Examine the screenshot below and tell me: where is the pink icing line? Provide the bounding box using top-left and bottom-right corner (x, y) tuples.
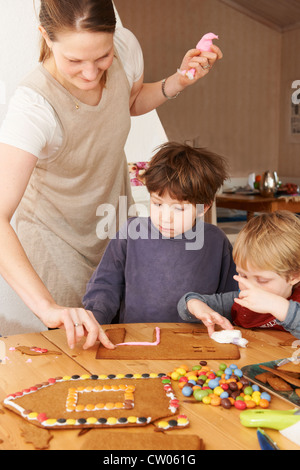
(116, 327), (161, 347)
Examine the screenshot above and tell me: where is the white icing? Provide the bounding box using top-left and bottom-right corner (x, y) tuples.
(211, 329), (248, 348)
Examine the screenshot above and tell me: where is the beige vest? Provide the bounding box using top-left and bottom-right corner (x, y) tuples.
(16, 53), (133, 307)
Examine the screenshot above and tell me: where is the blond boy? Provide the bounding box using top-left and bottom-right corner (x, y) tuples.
(178, 211), (300, 338)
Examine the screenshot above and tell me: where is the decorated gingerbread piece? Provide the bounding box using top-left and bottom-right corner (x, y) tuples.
(3, 372), (187, 430)
(15, 346), (62, 356)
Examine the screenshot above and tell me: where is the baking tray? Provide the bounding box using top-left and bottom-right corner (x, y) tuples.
(241, 359), (300, 408)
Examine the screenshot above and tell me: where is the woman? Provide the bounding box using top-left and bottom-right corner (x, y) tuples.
(0, 0), (222, 350)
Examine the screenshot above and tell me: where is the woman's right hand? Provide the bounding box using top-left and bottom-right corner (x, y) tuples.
(39, 303), (116, 351)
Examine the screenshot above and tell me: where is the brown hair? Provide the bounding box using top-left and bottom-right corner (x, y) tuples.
(233, 211), (300, 280)
(37, 0), (116, 62)
(144, 142), (229, 205)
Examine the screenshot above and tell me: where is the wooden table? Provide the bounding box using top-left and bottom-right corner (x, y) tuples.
(0, 323), (299, 451)
(216, 193), (300, 220)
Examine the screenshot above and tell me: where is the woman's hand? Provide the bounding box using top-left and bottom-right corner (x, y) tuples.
(177, 44), (223, 87)
(187, 298), (233, 337)
(129, 45), (223, 116)
(39, 303), (116, 350)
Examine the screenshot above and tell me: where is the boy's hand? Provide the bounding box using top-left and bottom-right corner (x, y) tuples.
(187, 298), (233, 336)
(233, 275), (289, 322)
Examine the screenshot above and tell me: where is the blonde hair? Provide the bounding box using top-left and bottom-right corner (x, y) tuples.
(233, 211), (300, 280)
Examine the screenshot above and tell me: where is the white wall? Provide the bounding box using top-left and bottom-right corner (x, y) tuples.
(0, 1), (167, 335)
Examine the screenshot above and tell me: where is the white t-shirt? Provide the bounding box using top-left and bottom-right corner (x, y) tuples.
(0, 27), (144, 159)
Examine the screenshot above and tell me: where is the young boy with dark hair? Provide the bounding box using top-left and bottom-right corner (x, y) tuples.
(83, 142), (237, 325)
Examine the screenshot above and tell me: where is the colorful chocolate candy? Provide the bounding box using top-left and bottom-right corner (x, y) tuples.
(169, 362), (271, 410)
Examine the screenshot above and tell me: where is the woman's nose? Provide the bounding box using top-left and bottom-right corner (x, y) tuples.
(81, 63), (99, 80)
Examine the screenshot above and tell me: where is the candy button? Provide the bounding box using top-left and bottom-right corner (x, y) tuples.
(97, 418), (107, 424)
(243, 386), (253, 395)
(118, 417), (128, 424)
(202, 395), (211, 405)
(259, 399), (270, 408)
(87, 417), (98, 424)
(187, 375), (198, 382)
(158, 420), (169, 428)
(45, 419), (57, 426)
(221, 398), (232, 409)
(260, 392), (271, 402)
(208, 379), (219, 389)
(37, 413), (48, 423)
(85, 404), (95, 411)
(176, 368), (187, 376)
(171, 372), (180, 380)
(66, 419), (76, 425)
(75, 405), (85, 412)
(77, 418), (86, 425)
(193, 389), (209, 401)
(57, 418), (66, 424)
(127, 416), (137, 423)
(115, 402), (124, 409)
(210, 396), (221, 406)
(234, 400), (247, 410)
(245, 400), (256, 409)
(138, 417), (148, 424)
(28, 412), (38, 419)
(182, 386), (193, 397)
(168, 419), (178, 427)
(177, 417), (188, 425)
(105, 403), (115, 410)
(107, 417), (118, 425)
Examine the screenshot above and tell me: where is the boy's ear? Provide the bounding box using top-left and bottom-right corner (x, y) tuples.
(203, 203), (212, 214)
(290, 274), (300, 286)
(197, 203), (212, 217)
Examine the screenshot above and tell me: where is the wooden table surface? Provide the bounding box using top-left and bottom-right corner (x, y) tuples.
(0, 323), (299, 451)
(216, 193), (300, 220)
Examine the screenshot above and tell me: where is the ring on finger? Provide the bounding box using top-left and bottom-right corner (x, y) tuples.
(74, 323), (82, 327)
(202, 63), (211, 70)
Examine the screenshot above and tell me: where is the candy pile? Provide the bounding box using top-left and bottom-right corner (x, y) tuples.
(169, 362), (271, 410)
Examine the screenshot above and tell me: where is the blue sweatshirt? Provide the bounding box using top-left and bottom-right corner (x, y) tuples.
(83, 217), (238, 324)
